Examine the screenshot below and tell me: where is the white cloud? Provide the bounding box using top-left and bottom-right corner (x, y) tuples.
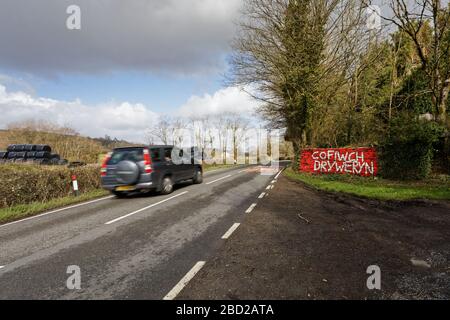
(0, 85), (158, 143)
(178, 86), (261, 118)
(0, 84), (262, 143)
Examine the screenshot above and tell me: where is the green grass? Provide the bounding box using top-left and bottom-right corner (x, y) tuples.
(0, 189), (109, 225)
(284, 168), (450, 201)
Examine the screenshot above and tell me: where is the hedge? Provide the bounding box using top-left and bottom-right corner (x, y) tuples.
(0, 164), (101, 209)
(379, 117), (443, 180)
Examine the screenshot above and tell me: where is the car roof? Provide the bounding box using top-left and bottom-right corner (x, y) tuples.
(113, 145), (174, 151)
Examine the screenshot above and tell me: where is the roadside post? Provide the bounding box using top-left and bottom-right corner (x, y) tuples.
(72, 175), (79, 196)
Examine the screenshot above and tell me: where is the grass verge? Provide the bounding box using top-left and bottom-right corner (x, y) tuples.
(284, 168), (450, 201)
(0, 189), (109, 225)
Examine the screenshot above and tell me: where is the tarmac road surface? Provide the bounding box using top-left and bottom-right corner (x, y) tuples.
(0, 164), (286, 299)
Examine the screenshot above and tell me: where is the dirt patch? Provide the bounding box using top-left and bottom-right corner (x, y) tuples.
(179, 175), (450, 300)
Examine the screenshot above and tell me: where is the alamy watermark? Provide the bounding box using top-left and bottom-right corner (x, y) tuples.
(366, 265), (381, 290)
(366, 5), (381, 31)
(66, 5), (81, 30)
(66, 265), (81, 290)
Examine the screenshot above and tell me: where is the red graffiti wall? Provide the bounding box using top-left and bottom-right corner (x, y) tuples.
(300, 148), (378, 177)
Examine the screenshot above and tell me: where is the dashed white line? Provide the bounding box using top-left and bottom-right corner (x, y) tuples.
(274, 169), (284, 180)
(105, 191), (188, 225)
(206, 174), (232, 185)
(0, 195), (115, 229)
(163, 261), (206, 300)
(266, 185), (274, 190)
(222, 223), (241, 239)
(0, 266), (4, 270)
(245, 203), (257, 214)
(271, 180), (277, 184)
(258, 192), (266, 199)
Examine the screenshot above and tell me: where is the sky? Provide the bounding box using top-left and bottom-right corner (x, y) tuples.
(0, 0), (260, 142)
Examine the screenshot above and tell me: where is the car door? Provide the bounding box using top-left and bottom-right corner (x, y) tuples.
(149, 147), (164, 186)
(164, 147), (183, 182)
(175, 147), (196, 180)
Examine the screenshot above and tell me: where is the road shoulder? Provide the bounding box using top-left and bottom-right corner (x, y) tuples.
(178, 174), (450, 300)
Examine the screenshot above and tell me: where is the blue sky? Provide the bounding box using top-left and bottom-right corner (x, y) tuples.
(1, 69), (225, 113)
(0, 0), (260, 142)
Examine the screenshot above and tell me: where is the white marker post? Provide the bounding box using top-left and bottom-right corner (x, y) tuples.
(72, 175), (79, 196)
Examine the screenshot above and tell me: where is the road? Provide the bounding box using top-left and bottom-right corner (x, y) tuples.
(0, 165), (284, 299)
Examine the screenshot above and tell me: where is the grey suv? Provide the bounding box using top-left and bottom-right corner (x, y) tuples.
(101, 145), (203, 197)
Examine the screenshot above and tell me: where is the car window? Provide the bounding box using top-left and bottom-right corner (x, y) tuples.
(150, 148), (161, 162)
(164, 148), (172, 162)
(108, 148), (143, 165)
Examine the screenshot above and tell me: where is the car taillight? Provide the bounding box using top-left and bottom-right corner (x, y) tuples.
(143, 148), (153, 173)
(101, 152), (112, 176)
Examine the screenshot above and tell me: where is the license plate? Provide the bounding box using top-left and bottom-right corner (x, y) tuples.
(116, 186), (136, 191)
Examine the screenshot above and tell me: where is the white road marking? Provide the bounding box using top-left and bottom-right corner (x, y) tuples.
(163, 261), (206, 300)
(222, 223), (241, 239)
(274, 169), (284, 180)
(258, 192), (266, 199)
(271, 180), (277, 184)
(206, 174), (232, 185)
(0, 266), (4, 269)
(238, 169), (247, 173)
(266, 185), (274, 190)
(0, 196), (115, 229)
(245, 203), (257, 214)
(105, 191), (188, 225)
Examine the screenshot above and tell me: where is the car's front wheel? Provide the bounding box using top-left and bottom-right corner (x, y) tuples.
(160, 176), (174, 195)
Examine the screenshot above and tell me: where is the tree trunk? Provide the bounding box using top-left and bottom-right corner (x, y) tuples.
(437, 84), (449, 126)
(292, 139), (303, 172)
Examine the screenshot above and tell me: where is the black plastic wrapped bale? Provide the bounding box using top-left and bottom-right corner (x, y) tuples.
(7, 152), (17, 159)
(0, 151), (8, 159)
(35, 145), (52, 152)
(14, 144), (26, 152)
(24, 144), (37, 152)
(35, 151), (51, 159)
(26, 151), (37, 158)
(7, 145), (17, 152)
(35, 158), (50, 165)
(14, 158), (26, 163)
(15, 151), (27, 159)
(50, 154), (61, 161)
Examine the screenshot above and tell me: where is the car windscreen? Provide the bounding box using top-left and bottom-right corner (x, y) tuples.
(108, 148), (144, 165)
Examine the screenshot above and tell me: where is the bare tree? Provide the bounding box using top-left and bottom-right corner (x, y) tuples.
(227, 113), (250, 162)
(146, 116), (171, 145)
(229, 0), (370, 157)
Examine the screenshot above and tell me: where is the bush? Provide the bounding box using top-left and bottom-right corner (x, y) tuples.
(0, 164), (101, 209)
(379, 116), (443, 180)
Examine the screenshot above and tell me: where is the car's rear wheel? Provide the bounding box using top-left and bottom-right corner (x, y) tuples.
(160, 176), (174, 195)
(193, 168), (203, 184)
